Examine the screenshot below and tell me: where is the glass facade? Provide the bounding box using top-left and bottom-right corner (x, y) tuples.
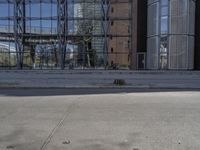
(160, 0), (168, 69)
(147, 0), (159, 69)
(147, 0), (196, 70)
(0, 0), (132, 69)
(0, 0), (198, 70)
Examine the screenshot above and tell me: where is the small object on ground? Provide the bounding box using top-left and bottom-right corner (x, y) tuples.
(6, 145), (14, 149)
(62, 140), (71, 145)
(113, 79), (126, 86)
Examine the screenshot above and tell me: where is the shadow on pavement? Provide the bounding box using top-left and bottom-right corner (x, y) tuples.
(0, 88), (200, 97)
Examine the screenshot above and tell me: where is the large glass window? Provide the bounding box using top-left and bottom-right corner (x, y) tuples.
(160, 0), (169, 69)
(0, 0), (132, 70)
(0, 3), (12, 33)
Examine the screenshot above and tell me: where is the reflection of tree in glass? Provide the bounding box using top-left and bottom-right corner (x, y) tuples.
(75, 2), (99, 68)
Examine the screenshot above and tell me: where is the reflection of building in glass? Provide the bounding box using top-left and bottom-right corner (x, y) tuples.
(147, 0), (196, 70)
(0, 0), (133, 69)
(0, 0), (200, 70)
(0, 43), (16, 67)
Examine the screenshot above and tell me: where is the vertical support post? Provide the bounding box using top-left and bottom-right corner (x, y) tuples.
(101, 0), (110, 68)
(130, 0), (138, 70)
(57, 0), (68, 70)
(14, 0), (25, 69)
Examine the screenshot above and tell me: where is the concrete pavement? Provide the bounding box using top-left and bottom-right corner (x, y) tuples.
(0, 89), (200, 150)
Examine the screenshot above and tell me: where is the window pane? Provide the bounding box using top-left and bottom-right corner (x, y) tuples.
(161, 7), (168, 16)
(161, 16), (168, 34)
(161, 0), (168, 6)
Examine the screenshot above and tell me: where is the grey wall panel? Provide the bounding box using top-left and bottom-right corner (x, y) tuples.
(195, 0), (200, 69)
(188, 36), (194, 69)
(147, 2), (160, 37)
(169, 0), (188, 34)
(189, 0), (196, 35)
(169, 0), (195, 69)
(147, 37), (159, 69)
(147, 0), (195, 70)
(147, 0), (159, 69)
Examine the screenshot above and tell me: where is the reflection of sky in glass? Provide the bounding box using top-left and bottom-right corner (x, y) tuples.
(161, 16), (168, 34)
(160, 2), (168, 35)
(0, 1), (76, 50)
(161, 0), (168, 6)
(0, 2), (74, 31)
(160, 0), (168, 69)
(161, 7), (168, 16)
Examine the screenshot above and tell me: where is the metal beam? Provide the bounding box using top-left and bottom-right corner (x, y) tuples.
(14, 0), (25, 69)
(57, 0), (68, 69)
(101, 0), (111, 67)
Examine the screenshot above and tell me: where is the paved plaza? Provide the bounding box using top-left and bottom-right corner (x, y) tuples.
(0, 89), (200, 150)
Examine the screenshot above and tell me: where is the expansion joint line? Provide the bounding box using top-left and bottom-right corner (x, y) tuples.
(40, 99), (79, 150)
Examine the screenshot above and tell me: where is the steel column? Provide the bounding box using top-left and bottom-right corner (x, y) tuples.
(57, 0), (68, 69)
(14, 0), (25, 69)
(101, 0), (111, 67)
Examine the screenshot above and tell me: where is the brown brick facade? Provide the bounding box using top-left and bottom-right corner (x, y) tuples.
(107, 0), (147, 69)
(108, 2), (131, 68)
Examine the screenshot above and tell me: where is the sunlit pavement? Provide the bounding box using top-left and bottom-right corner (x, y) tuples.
(0, 89), (200, 150)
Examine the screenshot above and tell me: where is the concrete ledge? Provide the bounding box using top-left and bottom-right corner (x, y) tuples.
(1, 70), (200, 75)
(0, 70), (200, 89)
(1, 84), (200, 90)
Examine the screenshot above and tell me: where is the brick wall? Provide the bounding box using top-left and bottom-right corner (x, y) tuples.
(108, 2), (131, 68)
